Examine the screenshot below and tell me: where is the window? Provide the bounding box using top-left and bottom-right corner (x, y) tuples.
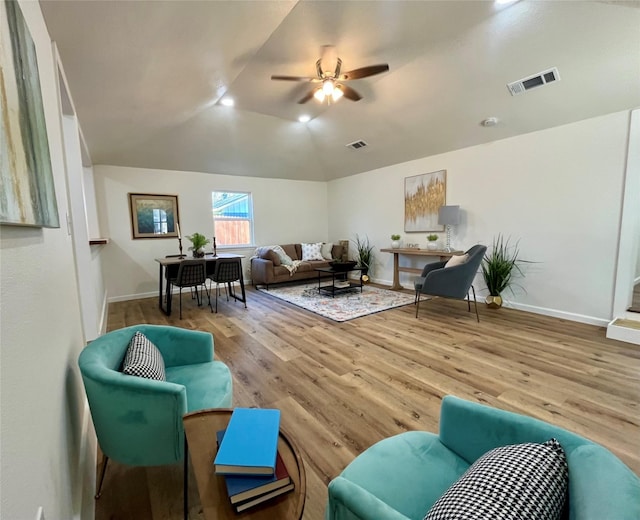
(212, 191), (254, 247)
(152, 208), (168, 234)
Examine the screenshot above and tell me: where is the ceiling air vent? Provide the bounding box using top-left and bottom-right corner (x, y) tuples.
(346, 140), (368, 150)
(507, 67), (560, 96)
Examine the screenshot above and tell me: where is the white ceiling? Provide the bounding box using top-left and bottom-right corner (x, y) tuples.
(40, 0), (640, 182)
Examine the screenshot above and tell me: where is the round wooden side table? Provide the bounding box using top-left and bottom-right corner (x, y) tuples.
(183, 408), (306, 519)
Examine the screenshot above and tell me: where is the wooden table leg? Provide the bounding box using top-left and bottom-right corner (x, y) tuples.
(158, 263), (164, 310)
(390, 252), (402, 290)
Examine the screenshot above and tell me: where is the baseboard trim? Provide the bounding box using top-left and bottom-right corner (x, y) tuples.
(109, 278), (610, 328)
(108, 291), (156, 303)
(607, 318), (640, 344)
(504, 301), (608, 327)
(107, 283), (244, 304)
(374, 277), (609, 327)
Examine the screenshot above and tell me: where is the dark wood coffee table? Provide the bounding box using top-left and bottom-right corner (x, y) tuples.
(315, 266), (364, 297)
(183, 409), (306, 520)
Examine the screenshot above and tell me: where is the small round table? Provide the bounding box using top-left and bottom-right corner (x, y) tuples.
(183, 409), (306, 519)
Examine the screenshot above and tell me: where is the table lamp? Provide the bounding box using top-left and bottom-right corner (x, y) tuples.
(438, 205), (460, 252)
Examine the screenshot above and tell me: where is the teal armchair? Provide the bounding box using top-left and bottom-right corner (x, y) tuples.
(326, 396), (640, 520)
(78, 324), (232, 497)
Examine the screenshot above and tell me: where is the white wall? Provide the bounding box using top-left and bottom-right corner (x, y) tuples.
(93, 165), (329, 300)
(327, 111), (632, 325)
(0, 2), (97, 519)
(611, 108), (640, 316)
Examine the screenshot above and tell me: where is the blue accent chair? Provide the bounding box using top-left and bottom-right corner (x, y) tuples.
(325, 395), (640, 520)
(78, 324), (233, 498)
(415, 245), (487, 321)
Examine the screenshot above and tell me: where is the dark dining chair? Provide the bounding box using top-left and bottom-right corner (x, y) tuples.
(167, 259), (208, 319)
(208, 258), (247, 313)
(415, 244), (487, 321)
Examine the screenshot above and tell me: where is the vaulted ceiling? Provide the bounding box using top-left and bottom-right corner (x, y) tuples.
(40, 0), (640, 181)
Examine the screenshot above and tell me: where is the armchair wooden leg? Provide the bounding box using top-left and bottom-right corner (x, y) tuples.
(467, 290), (471, 312)
(415, 294), (421, 318)
(95, 454), (109, 499)
(184, 434), (189, 520)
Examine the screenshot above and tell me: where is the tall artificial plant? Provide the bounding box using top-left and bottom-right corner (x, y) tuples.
(353, 234), (375, 272)
(481, 234), (526, 297)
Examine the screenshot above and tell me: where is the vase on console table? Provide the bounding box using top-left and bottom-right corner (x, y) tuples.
(426, 241), (438, 251)
(391, 240), (400, 249)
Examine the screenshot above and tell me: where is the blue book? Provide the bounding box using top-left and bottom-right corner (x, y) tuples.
(216, 430), (291, 504)
(214, 408), (280, 475)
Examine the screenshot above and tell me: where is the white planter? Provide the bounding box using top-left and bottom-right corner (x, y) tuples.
(391, 240), (400, 249)
(427, 242), (438, 250)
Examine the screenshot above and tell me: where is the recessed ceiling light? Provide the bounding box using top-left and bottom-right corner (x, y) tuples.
(298, 115), (310, 123)
(220, 97), (234, 107)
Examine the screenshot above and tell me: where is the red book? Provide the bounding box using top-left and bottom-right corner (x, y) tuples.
(216, 429), (292, 505)
(234, 481), (295, 513)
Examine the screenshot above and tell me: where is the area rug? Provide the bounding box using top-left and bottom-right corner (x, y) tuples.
(257, 282), (415, 322)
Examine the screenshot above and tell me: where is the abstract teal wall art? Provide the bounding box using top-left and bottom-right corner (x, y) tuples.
(0, 0), (60, 228)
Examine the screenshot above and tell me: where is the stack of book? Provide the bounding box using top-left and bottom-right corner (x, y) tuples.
(214, 408), (293, 513)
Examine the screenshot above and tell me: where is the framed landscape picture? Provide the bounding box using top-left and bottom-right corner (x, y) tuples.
(128, 193), (180, 239)
(404, 170), (446, 232)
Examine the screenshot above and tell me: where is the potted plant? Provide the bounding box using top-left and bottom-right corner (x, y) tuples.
(481, 234), (527, 308)
(353, 234), (375, 276)
(426, 234), (439, 250)
(391, 234), (401, 249)
(186, 232), (210, 258)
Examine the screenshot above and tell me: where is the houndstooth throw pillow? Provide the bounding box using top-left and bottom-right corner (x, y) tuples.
(301, 242), (324, 261)
(424, 438), (568, 520)
(122, 331), (166, 381)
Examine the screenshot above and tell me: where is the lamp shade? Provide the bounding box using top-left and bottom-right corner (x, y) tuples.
(438, 205), (460, 226)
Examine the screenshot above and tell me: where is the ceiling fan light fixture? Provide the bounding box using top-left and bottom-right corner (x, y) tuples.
(313, 89), (326, 102)
(322, 79), (335, 96)
(331, 85), (343, 102)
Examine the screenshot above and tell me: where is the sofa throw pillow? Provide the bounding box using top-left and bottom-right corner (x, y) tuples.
(321, 242), (334, 260)
(122, 331), (166, 381)
(301, 242), (324, 261)
(444, 253), (468, 268)
(424, 438), (568, 520)
(270, 245), (293, 266)
(258, 247), (281, 266)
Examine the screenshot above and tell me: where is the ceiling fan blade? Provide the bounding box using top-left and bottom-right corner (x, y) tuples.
(297, 90), (315, 104)
(271, 75), (317, 82)
(339, 84), (362, 102)
(340, 64), (389, 81)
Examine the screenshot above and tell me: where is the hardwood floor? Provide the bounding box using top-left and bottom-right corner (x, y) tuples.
(96, 284), (640, 520)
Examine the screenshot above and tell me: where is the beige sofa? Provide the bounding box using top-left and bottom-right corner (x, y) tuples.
(251, 243), (346, 288)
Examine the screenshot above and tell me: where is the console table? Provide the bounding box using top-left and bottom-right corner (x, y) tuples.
(380, 248), (463, 290)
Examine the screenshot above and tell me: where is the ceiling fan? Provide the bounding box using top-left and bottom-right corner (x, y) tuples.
(271, 46), (389, 104)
